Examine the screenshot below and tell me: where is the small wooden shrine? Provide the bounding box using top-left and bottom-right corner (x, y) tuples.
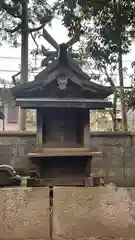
(11, 34), (113, 187)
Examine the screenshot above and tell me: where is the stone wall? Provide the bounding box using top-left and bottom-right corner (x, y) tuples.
(90, 132), (135, 186)
(0, 131), (135, 186)
(0, 132), (36, 175)
(0, 131), (135, 239)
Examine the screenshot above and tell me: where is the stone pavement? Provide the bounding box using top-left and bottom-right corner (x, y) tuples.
(1, 186), (135, 239)
(53, 186), (135, 239)
(0, 187), (49, 240)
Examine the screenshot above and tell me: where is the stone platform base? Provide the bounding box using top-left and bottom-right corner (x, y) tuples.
(26, 177), (102, 187)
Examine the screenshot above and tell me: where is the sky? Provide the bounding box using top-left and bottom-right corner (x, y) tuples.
(0, 16), (135, 87)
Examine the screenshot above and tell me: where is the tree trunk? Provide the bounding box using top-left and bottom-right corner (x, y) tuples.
(113, 0), (128, 131)
(0, 0), (4, 9)
(118, 49), (128, 131)
(19, 0), (28, 131)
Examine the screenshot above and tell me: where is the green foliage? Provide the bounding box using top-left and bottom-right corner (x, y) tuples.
(124, 88), (135, 110)
(56, 0), (135, 131)
(57, 0), (135, 40)
(117, 62), (135, 110)
(57, 0), (135, 70)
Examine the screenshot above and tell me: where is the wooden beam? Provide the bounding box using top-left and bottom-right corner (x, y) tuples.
(42, 46), (79, 59)
(27, 177), (89, 187)
(43, 28), (59, 50)
(66, 30), (80, 48)
(28, 149), (100, 157)
(16, 99), (112, 109)
(83, 109), (90, 148)
(59, 43), (67, 61)
(16, 98), (112, 103)
(36, 109), (43, 148)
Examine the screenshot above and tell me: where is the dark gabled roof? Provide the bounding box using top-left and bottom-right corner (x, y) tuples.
(66, 56), (112, 94)
(11, 58), (60, 97)
(11, 54), (113, 99)
(11, 59), (60, 98)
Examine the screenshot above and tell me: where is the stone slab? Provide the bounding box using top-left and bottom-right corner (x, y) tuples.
(0, 187), (49, 240)
(53, 187), (135, 239)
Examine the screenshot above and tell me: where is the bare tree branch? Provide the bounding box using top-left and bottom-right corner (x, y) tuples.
(29, 15), (53, 33)
(30, 32), (38, 49)
(12, 71), (21, 86)
(29, 23), (45, 33)
(5, 23), (21, 33)
(102, 65), (116, 88)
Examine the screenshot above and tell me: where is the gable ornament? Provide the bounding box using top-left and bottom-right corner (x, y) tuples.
(57, 75), (68, 90)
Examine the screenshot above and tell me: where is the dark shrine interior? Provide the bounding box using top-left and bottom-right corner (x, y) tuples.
(32, 155), (90, 180)
(41, 107), (87, 148)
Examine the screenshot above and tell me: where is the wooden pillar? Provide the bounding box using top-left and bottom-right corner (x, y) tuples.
(83, 109), (90, 148)
(36, 109), (43, 149)
(83, 109), (91, 181)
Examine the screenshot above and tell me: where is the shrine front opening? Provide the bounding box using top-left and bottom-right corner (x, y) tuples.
(42, 108), (84, 148)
